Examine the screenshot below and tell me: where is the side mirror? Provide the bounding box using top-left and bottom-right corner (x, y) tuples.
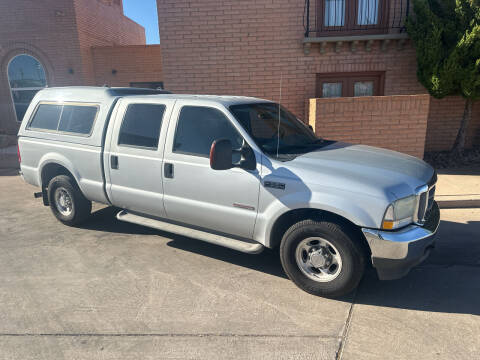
(210, 139), (257, 171)
(210, 139), (234, 170)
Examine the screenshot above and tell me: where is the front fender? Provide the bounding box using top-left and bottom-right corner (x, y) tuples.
(254, 187), (388, 248)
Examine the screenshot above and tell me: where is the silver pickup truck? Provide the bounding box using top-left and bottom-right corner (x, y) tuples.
(17, 86), (440, 298)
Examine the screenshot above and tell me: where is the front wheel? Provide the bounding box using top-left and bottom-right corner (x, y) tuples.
(47, 175), (92, 226)
(280, 219), (365, 298)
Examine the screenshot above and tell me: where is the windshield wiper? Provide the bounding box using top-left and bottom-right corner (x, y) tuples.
(277, 138), (326, 152)
(305, 138), (325, 145)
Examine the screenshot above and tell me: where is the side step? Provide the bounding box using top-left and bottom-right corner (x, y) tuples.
(117, 210), (264, 254)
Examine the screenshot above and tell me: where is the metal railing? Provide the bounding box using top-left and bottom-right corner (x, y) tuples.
(304, 0), (410, 38)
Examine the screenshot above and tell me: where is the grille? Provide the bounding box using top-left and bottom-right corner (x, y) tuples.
(417, 192), (428, 222)
(427, 186), (436, 211)
(424, 201), (440, 232)
(416, 172), (437, 224)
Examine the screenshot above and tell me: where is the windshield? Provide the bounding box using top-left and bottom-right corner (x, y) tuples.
(229, 102), (323, 157)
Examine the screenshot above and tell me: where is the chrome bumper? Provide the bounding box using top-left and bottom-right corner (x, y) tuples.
(362, 201), (440, 280)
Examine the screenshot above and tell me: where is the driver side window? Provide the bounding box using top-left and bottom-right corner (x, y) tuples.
(173, 106), (243, 158)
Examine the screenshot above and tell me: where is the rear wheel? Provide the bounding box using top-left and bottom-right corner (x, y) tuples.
(47, 175), (91, 226)
(280, 219), (365, 298)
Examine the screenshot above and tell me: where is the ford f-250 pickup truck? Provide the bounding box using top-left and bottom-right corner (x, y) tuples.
(17, 86), (440, 297)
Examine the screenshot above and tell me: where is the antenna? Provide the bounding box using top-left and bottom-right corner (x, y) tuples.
(276, 74), (283, 158)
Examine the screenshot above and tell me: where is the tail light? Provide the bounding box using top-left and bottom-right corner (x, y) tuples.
(17, 143), (21, 163)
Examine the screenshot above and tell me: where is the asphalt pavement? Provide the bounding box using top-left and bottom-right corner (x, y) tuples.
(0, 172), (478, 359)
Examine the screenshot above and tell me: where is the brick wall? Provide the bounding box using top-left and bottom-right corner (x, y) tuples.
(157, 0), (424, 122)
(0, 0), (146, 137)
(73, 0), (146, 85)
(157, 0), (480, 155)
(91, 45), (163, 86)
(473, 104), (480, 147)
(309, 95), (430, 158)
(0, 0), (83, 135)
(425, 97), (480, 152)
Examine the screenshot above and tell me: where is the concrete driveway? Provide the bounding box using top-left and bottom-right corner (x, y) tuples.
(0, 171), (479, 359)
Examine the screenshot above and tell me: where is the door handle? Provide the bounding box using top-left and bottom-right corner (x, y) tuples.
(164, 162), (174, 178)
(111, 155), (119, 169)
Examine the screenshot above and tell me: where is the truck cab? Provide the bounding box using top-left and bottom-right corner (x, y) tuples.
(17, 87), (440, 298)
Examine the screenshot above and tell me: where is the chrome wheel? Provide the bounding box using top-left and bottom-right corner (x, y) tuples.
(54, 187), (73, 216)
(295, 237), (343, 282)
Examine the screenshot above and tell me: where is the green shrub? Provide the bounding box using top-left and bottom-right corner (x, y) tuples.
(407, 0), (480, 153)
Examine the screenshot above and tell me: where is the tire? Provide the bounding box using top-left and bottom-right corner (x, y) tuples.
(47, 175), (92, 226)
(280, 219), (365, 298)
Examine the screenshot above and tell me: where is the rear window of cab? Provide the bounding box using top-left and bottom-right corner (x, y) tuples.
(27, 102), (99, 136)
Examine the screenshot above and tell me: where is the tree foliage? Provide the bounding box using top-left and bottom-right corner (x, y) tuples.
(407, 0), (480, 100)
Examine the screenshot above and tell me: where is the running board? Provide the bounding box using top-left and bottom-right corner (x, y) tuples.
(116, 210), (264, 254)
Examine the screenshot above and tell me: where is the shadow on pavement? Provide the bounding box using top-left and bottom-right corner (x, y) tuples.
(354, 219), (480, 316)
(354, 264), (480, 315)
(83, 206), (287, 279)
(85, 206), (480, 315)
(166, 238), (287, 279)
(83, 206), (159, 235)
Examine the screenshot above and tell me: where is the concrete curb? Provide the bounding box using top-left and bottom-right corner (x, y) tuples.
(436, 196), (480, 209)
(436, 168), (480, 209)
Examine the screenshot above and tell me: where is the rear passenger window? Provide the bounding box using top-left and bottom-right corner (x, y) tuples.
(28, 103), (98, 135)
(58, 105), (98, 135)
(118, 104), (166, 149)
(29, 104), (62, 131)
(173, 106), (243, 157)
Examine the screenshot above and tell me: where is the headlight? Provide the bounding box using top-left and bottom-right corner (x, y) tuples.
(382, 195), (416, 230)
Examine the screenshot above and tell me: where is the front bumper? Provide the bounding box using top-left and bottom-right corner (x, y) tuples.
(362, 201), (440, 280)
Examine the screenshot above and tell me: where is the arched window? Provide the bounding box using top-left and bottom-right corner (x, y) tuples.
(8, 54), (47, 122)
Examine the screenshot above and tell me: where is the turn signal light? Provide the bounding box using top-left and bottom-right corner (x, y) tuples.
(381, 220), (394, 230)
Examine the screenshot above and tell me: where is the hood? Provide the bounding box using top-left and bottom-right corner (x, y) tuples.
(281, 142), (435, 200)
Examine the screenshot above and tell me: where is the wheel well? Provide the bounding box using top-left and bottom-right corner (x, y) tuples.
(40, 163), (76, 205)
(269, 208), (371, 257)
